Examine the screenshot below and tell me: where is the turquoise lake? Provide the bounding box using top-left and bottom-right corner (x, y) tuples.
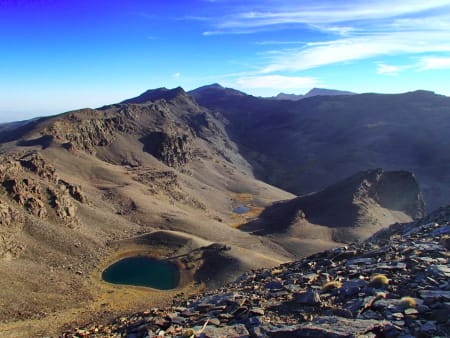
(102, 256), (179, 290)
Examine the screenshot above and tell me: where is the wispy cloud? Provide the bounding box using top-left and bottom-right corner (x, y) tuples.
(376, 55), (450, 75)
(172, 72), (181, 79)
(262, 31), (450, 73)
(417, 56), (450, 70)
(204, 1), (450, 34)
(377, 63), (403, 76)
(202, 0), (450, 73)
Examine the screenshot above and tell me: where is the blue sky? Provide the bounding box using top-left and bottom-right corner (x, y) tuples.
(1, 0), (450, 122)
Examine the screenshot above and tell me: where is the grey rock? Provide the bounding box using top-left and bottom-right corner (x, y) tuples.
(293, 290), (321, 305)
(419, 321), (437, 334)
(428, 264), (450, 278)
(265, 280), (283, 290)
(200, 323), (249, 338)
(419, 290), (450, 301)
(340, 279), (367, 297)
(267, 316), (391, 338)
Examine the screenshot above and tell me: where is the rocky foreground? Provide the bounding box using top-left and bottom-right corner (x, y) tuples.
(62, 206), (450, 337)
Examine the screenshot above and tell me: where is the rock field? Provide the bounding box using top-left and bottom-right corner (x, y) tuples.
(61, 206), (450, 337)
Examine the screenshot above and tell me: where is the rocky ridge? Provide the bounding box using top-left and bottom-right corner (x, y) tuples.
(11, 88), (243, 171)
(0, 151), (87, 257)
(62, 206), (450, 337)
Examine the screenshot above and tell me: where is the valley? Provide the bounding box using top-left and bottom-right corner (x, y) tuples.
(0, 86), (448, 337)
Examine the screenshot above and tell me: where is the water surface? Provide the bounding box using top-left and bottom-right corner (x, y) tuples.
(233, 205), (250, 214)
(102, 256), (179, 290)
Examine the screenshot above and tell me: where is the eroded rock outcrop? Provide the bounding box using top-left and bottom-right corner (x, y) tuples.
(42, 110), (137, 154)
(0, 152), (86, 224)
(141, 132), (192, 167)
(132, 168), (205, 209)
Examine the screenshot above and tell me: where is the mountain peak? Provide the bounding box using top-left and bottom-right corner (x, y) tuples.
(189, 83), (247, 97)
(121, 86), (188, 104)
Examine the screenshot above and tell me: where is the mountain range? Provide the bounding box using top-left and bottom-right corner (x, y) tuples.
(272, 87), (355, 101)
(0, 84), (448, 336)
(190, 84), (449, 211)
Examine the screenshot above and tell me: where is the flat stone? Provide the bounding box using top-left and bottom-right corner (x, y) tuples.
(267, 316), (391, 337)
(265, 280), (283, 290)
(428, 265), (450, 278)
(200, 324), (249, 338)
(250, 307), (264, 316)
(208, 317), (221, 327)
(340, 279), (367, 297)
(270, 290), (289, 298)
(170, 316), (185, 325)
(196, 303), (214, 312)
(431, 226), (450, 236)
(293, 290), (321, 305)
(419, 321), (437, 334)
(377, 262), (407, 270)
(404, 308), (419, 316)
(419, 290), (450, 301)
(346, 258), (375, 266)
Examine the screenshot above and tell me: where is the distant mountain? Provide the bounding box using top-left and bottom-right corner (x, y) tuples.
(189, 83), (247, 101)
(305, 87), (355, 98)
(191, 87), (450, 211)
(0, 116), (47, 143)
(273, 87), (355, 101)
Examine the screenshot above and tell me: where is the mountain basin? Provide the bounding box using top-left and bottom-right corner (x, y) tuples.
(102, 256), (180, 290)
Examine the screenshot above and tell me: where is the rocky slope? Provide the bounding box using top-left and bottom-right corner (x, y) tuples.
(191, 85), (450, 211)
(61, 205), (450, 337)
(0, 87), (296, 336)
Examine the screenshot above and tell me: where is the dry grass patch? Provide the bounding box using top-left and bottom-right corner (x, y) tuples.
(322, 281), (342, 291)
(231, 206), (264, 229)
(399, 296), (416, 309)
(369, 274), (389, 288)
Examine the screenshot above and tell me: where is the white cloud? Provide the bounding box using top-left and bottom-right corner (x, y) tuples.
(202, 0), (450, 72)
(207, 1), (450, 32)
(172, 72), (181, 78)
(417, 56), (450, 70)
(377, 63), (402, 76)
(261, 32), (450, 73)
(233, 75), (318, 90)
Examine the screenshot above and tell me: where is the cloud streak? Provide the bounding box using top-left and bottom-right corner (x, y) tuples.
(204, 1), (450, 33)
(417, 56), (450, 70)
(262, 32), (450, 73)
(202, 0), (450, 73)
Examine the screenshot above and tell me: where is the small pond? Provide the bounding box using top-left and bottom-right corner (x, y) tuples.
(233, 205), (250, 214)
(102, 256), (179, 290)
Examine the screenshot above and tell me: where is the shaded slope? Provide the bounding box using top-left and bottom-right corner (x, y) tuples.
(242, 169), (424, 238)
(191, 87), (450, 211)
